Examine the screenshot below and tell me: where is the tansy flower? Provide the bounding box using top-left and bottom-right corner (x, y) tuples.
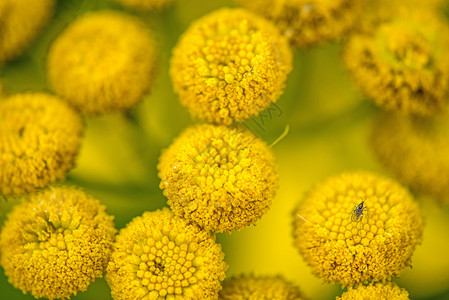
(342, 9), (449, 115)
(0, 187), (117, 299)
(158, 124), (278, 233)
(170, 8), (292, 125)
(219, 274), (306, 300)
(110, 0), (178, 10)
(371, 112), (449, 204)
(236, 0), (361, 48)
(0, 0), (54, 66)
(292, 172), (423, 286)
(47, 11), (158, 115)
(106, 208), (228, 300)
(0, 93), (83, 196)
(337, 282), (410, 300)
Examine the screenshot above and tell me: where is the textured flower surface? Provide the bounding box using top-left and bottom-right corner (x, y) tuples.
(170, 8), (292, 125)
(337, 282), (410, 300)
(106, 208), (227, 300)
(0, 187), (117, 299)
(0, 0), (54, 66)
(0, 93), (83, 196)
(111, 0), (178, 10)
(292, 172), (423, 286)
(343, 9), (449, 115)
(47, 10), (158, 114)
(371, 112), (449, 204)
(219, 274), (306, 300)
(237, 0), (361, 48)
(158, 124), (278, 233)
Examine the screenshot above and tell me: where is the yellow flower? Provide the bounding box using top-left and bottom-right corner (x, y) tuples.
(0, 187), (117, 299)
(292, 172), (423, 286)
(106, 208), (227, 300)
(0, 93), (83, 196)
(0, 0), (54, 66)
(342, 9), (449, 115)
(337, 282), (410, 300)
(111, 0), (178, 10)
(219, 274), (306, 300)
(47, 11), (158, 115)
(170, 8), (292, 125)
(371, 112), (449, 204)
(158, 124), (278, 233)
(236, 0), (361, 48)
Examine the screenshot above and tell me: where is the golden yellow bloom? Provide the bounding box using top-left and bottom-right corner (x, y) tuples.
(0, 93), (83, 196)
(219, 274), (306, 300)
(170, 8), (292, 125)
(292, 172), (423, 286)
(236, 0), (361, 48)
(0, 187), (117, 299)
(337, 282), (410, 300)
(342, 9), (449, 115)
(371, 112), (449, 204)
(111, 0), (178, 10)
(47, 11), (158, 115)
(158, 124), (278, 233)
(0, 0), (54, 66)
(106, 208), (227, 299)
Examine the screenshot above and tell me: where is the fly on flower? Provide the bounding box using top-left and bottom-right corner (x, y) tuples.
(351, 198), (368, 224)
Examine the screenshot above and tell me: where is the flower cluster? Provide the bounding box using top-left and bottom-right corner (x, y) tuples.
(0, 187), (117, 299)
(337, 282), (410, 300)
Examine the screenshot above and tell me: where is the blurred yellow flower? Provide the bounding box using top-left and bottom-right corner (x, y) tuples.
(219, 274), (306, 300)
(0, 93), (83, 196)
(47, 11), (158, 115)
(0, 0), (54, 66)
(292, 172), (423, 286)
(342, 9), (449, 115)
(0, 187), (117, 299)
(170, 8), (292, 125)
(106, 208), (227, 299)
(158, 124), (278, 233)
(371, 112), (449, 204)
(236, 0), (361, 48)
(111, 0), (178, 10)
(337, 282), (410, 300)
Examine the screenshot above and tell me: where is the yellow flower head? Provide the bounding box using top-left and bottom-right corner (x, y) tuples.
(158, 124), (278, 233)
(106, 208), (228, 299)
(371, 112), (449, 204)
(170, 8), (292, 125)
(292, 172), (423, 286)
(47, 11), (158, 115)
(0, 0), (54, 66)
(337, 282), (410, 300)
(0, 93), (83, 196)
(0, 187), (117, 299)
(219, 274), (306, 300)
(342, 9), (449, 115)
(236, 0), (361, 48)
(111, 0), (178, 10)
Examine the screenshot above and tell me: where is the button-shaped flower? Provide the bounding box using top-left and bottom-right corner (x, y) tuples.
(0, 93), (83, 196)
(337, 282), (410, 300)
(292, 172), (423, 286)
(47, 11), (158, 114)
(170, 8), (292, 125)
(106, 208), (227, 299)
(0, 187), (117, 299)
(158, 124), (278, 233)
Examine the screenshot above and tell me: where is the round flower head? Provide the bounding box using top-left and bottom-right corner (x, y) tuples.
(170, 8), (292, 125)
(371, 112), (449, 204)
(337, 282), (410, 300)
(0, 187), (117, 299)
(342, 9), (449, 115)
(47, 11), (158, 115)
(0, 0), (54, 66)
(158, 124), (278, 233)
(292, 172), (423, 286)
(106, 208), (227, 299)
(219, 274), (306, 300)
(236, 0), (361, 48)
(0, 93), (83, 196)
(110, 0), (178, 10)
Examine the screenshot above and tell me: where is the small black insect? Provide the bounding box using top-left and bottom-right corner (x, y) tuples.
(351, 199), (367, 223)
